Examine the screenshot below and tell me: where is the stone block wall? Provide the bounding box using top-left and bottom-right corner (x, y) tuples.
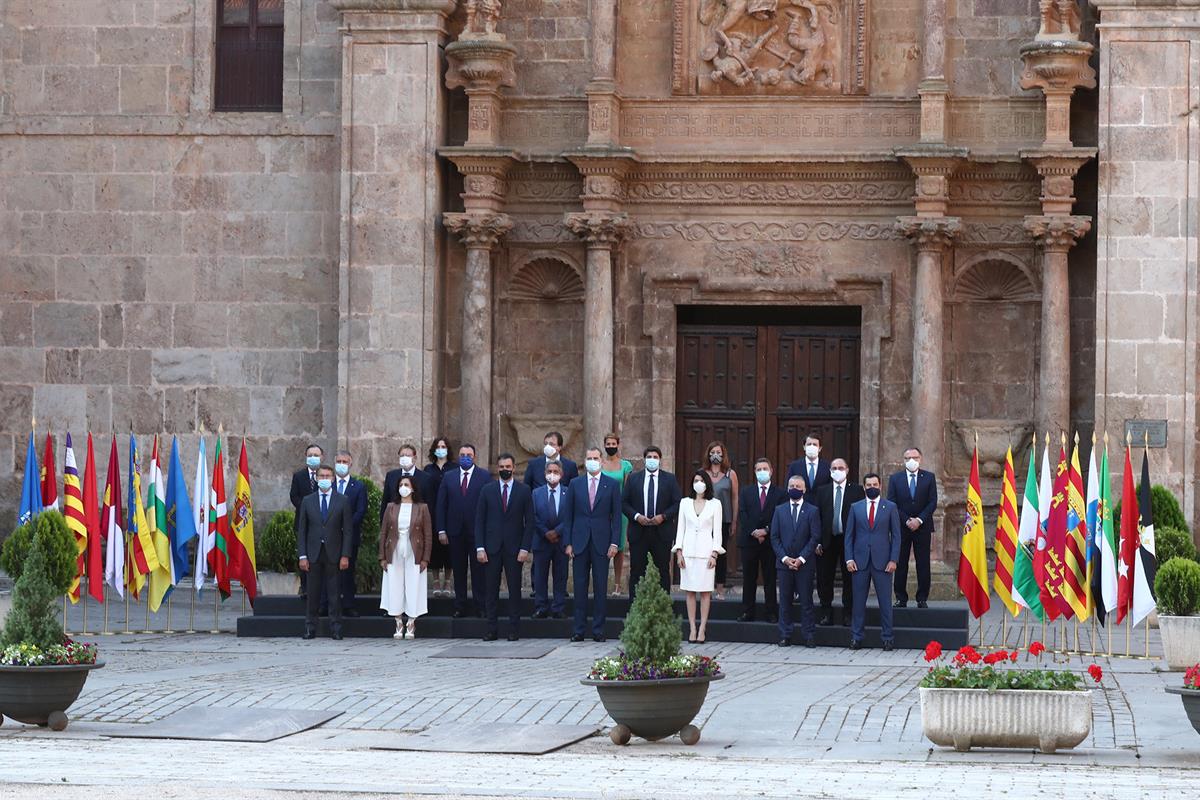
(947, 0), (1040, 96)
(497, 0), (592, 97)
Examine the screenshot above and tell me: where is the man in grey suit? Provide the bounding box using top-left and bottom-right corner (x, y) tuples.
(844, 472), (902, 651)
(296, 464), (354, 640)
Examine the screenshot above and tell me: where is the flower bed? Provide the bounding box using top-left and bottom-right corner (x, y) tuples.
(0, 639), (98, 667)
(588, 653), (721, 682)
(919, 642), (1101, 691)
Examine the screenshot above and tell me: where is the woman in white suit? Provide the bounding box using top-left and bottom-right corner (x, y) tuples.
(674, 470), (725, 643)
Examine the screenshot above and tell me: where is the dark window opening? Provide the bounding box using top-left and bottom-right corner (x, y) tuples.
(215, 0), (284, 112)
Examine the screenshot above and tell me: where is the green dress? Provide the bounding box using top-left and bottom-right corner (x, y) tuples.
(601, 459), (634, 551)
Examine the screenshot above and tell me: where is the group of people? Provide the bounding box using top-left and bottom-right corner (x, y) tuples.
(288, 432), (939, 650)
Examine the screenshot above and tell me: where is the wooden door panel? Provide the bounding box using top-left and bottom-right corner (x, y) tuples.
(676, 326), (758, 412)
(676, 419), (756, 480)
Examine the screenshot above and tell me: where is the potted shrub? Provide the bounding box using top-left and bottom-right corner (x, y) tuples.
(1165, 664), (1200, 735)
(1156, 557), (1200, 670)
(256, 509), (299, 596)
(580, 564), (724, 745)
(352, 475), (383, 596)
(919, 641), (1101, 753)
(0, 511), (102, 730)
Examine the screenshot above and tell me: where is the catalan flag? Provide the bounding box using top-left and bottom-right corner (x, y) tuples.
(1062, 437), (1091, 620)
(958, 444), (991, 618)
(62, 434), (88, 603)
(993, 446), (1020, 617)
(229, 438), (258, 606)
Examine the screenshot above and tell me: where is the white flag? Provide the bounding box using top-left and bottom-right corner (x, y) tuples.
(193, 436), (212, 594)
(103, 501), (125, 599)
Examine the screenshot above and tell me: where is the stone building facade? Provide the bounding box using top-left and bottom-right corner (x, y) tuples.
(1, 0), (1197, 580)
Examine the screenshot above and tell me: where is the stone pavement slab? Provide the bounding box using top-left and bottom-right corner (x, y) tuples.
(368, 722), (601, 754)
(105, 706), (342, 742)
(431, 642), (558, 659)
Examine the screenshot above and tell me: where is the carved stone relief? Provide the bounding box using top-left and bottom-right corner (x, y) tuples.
(706, 242), (827, 275)
(506, 255), (585, 302)
(635, 219), (902, 242)
(952, 254), (1040, 303)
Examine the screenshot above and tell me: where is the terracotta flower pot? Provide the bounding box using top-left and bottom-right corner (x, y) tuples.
(1165, 686), (1200, 735)
(580, 673), (724, 745)
(0, 661), (105, 730)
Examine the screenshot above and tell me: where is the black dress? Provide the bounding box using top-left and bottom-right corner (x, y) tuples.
(424, 461), (452, 571)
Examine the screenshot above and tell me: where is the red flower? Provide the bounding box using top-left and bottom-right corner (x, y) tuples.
(1009, 650), (1019, 662)
(1088, 664), (1103, 683)
(983, 651), (1007, 665)
(1029, 641), (1045, 657)
(924, 641), (943, 662)
(1185, 665), (1200, 690)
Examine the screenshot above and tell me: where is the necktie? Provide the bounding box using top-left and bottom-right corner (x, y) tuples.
(792, 502), (800, 526)
(589, 477), (598, 510)
(647, 474), (656, 519)
(834, 484), (843, 534)
(320, 493), (329, 521)
(461, 470), (469, 496)
(550, 488), (558, 517)
(868, 500), (876, 528)
(502, 482), (509, 513)
(760, 485), (767, 510)
(309, 471), (316, 492)
(808, 462), (816, 490)
(338, 478), (346, 495)
(909, 472), (917, 498)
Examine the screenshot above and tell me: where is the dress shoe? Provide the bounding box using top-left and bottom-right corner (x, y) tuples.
(343, 609), (360, 618)
(570, 634), (585, 643)
(737, 611), (755, 623)
(818, 612), (833, 626)
(778, 638), (791, 647)
(302, 631), (316, 640)
(883, 641), (895, 652)
(452, 610), (467, 619)
(917, 601), (928, 609)
(507, 633), (520, 642)
(552, 611), (567, 620)
(803, 638), (816, 648)
(848, 639), (862, 650)
(332, 632), (344, 641)
(893, 600), (907, 608)
(482, 632), (498, 642)
(532, 610), (549, 619)
(593, 635), (606, 643)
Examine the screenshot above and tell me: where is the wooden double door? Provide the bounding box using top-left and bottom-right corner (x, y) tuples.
(675, 313), (862, 488)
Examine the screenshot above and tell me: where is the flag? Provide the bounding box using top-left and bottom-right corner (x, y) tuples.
(1131, 449), (1159, 626)
(40, 431), (59, 512)
(229, 438), (258, 606)
(208, 437), (232, 600)
(1085, 438), (1101, 618)
(166, 436), (196, 582)
(1117, 445), (1138, 624)
(1062, 439), (1090, 620)
(193, 436), (212, 594)
(958, 445), (991, 618)
(147, 436), (173, 612)
(17, 432), (42, 526)
(83, 434), (104, 604)
(101, 437), (125, 598)
(1093, 440), (1118, 625)
(993, 446), (1020, 617)
(63, 434), (88, 604)
(1012, 441), (1045, 620)
(1038, 444), (1073, 619)
(125, 435), (159, 600)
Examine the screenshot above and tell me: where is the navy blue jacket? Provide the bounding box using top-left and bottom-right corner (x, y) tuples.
(334, 475), (368, 542)
(524, 455), (580, 490)
(886, 469), (938, 535)
(532, 483), (569, 554)
(561, 473), (621, 556)
(786, 458), (832, 493)
(770, 499), (821, 566)
(621, 469), (682, 539)
(435, 465), (492, 539)
(474, 479), (534, 556)
(844, 497), (902, 569)
(737, 482), (788, 547)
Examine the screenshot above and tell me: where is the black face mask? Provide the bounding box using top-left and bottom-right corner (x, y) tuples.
(604, 446), (619, 456)
(498, 469), (513, 482)
(865, 487), (881, 500)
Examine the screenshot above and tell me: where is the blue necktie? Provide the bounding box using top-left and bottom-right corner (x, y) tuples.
(320, 493), (328, 521)
(909, 473), (917, 499)
(808, 463), (815, 490)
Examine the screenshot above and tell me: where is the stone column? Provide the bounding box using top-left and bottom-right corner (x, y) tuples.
(918, 0), (949, 142)
(444, 212), (512, 464)
(565, 211), (629, 451)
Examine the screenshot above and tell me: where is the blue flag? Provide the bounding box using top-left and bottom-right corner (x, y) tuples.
(166, 436), (196, 581)
(18, 432), (43, 526)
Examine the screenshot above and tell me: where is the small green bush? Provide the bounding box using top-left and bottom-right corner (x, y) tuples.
(354, 474), (383, 594)
(257, 510), (297, 574)
(1, 511), (77, 596)
(619, 563), (681, 664)
(1114, 484), (1190, 535)
(2, 542), (65, 651)
(1156, 557), (1200, 617)
(1156, 527), (1198, 565)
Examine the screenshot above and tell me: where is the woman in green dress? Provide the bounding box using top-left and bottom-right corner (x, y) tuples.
(600, 432), (634, 596)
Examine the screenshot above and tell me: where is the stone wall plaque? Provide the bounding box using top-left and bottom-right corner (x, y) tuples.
(1125, 419), (1168, 449)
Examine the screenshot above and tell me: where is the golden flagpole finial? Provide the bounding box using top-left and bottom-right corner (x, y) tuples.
(1091, 430), (1096, 446)
(1103, 430), (1109, 447)
(1073, 430), (1079, 446)
(1060, 430), (1067, 448)
(1126, 429), (1132, 447)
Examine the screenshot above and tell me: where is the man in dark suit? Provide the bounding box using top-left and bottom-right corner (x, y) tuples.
(523, 430), (579, 490)
(531, 460), (571, 619)
(845, 472), (902, 650)
(814, 457), (865, 625)
(770, 474), (821, 647)
(621, 445), (681, 597)
(380, 443), (433, 523)
(290, 443), (322, 599)
(296, 464), (354, 640)
(475, 453), (533, 641)
(320, 450), (367, 617)
(787, 433), (832, 494)
(562, 447), (621, 642)
(737, 457), (786, 623)
(886, 446), (938, 608)
(435, 443), (492, 617)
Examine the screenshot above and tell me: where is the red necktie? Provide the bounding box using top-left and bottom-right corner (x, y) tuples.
(868, 501), (876, 528)
(502, 482), (509, 512)
(461, 470), (469, 496)
(759, 486), (767, 510)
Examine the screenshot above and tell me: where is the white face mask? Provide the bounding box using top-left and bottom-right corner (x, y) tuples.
(905, 458), (920, 472)
(830, 469), (847, 483)
(398, 485), (413, 498)
(585, 459), (601, 474)
(544, 444), (558, 459)
(693, 481), (706, 495)
(398, 455), (414, 469)
(805, 444), (819, 459)
(546, 473), (561, 486)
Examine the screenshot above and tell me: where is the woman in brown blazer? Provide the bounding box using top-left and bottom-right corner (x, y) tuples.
(378, 475), (433, 639)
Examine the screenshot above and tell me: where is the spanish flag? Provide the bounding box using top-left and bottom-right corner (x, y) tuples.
(229, 438), (258, 606)
(958, 444), (991, 618)
(992, 446), (1020, 617)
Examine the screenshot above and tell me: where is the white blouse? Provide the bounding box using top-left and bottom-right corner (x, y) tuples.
(672, 498), (725, 559)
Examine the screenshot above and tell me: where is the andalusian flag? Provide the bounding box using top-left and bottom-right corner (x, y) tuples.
(62, 434), (88, 603)
(40, 431), (59, 512)
(147, 436), (174, 612)
(1084, 437), (1100, 617)
(993, 446), (1020, 617)
(229, 438), (258, 606)
(101, 437), (125, 599)
(207, 437), (232, 600)
(1035, 440), (1062, 620)
(83, 434), (104, 604)
(1062, 438), (1091, 620)
(958, 445), (991, 618)
(125, 435), (159, 599)
(1012, 441), (1045, 620)
(1092, 437), (1118, 625)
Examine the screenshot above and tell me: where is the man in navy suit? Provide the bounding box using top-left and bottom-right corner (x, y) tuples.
(380, 443), (433, 524)
(289, 443), (322, 599)
(886, 447), (938, 608)
(621, 445), (681, 597)
(319, 450), (367, 617)
(738, 457), (787, 623)
(770, 474), (821, 647)
(787, 433), (832, 494)
(296, 464), (354, 640)
(531, 460), (570, 619)
(523, 431), (580, 490)
(475, 453), (533, 641)
(562, 447), (621, 642)
(845, 472), (902, 650)
(436, 443), (492, 617)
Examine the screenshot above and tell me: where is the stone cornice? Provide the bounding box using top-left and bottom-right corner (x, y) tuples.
(330, 0), (455, 12)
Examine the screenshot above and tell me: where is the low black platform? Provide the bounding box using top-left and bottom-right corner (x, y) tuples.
(237, 595), (969, 650)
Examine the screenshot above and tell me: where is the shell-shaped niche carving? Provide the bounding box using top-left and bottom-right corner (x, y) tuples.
(509, 256), (585, 302)
(954, 257), (1039, 302)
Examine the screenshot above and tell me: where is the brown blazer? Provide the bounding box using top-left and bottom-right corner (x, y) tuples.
(379, 501), (433, 565)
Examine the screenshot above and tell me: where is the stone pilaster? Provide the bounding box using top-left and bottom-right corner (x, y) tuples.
(586, 0), (621, 147)
(445, 40), (516, 148)
(1019, 41), (1097, 149)
(918, 0), (949, 142)
(444, 212), (512, 465)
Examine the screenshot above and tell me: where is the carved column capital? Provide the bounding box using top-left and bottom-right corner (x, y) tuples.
(445, 211), (513, 249)
(1023, 214), (1091, 251)
(896, 216), (961, 250)
(565, 211), (630, 249)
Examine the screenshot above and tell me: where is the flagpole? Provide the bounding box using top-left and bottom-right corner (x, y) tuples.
(1002, 614), (1008, 649)
(123, 585), (131, 634)
(62, 595), (68, 633)
(212, 586), (220, 634)
(81, 583), (88, 634)
(144, 591), (152, 634)
(1022, 610), (1029, 650)
(165, 593), (175, 634)
(101, 583), (111, 635)
(188, 579), (196, 633)
(1125, 615), (1131, 657)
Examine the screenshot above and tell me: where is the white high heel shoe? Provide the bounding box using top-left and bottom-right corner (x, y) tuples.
(393, 618), (405, 639)
(406, 620), (417, 639)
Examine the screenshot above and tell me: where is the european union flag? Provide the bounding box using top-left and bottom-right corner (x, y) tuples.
(166, 436), (196, 581)
(18, 432), (42, 526)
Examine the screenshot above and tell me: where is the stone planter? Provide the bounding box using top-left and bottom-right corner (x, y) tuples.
(0, 661), (105, 730)
(920, 687), (1092, 753)
(1159, 615), (1200, 670)
(256, 572), (299, 597)
(580, 673), (724, 745)
(1165, 686), (1200, 735)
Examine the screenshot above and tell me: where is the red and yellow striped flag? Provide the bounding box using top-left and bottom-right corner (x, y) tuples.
(63, 434), (87, 603)
(993, 446), (1020, 617)
(958, 444), (991, 618)
(1062, 436), (1091, 620)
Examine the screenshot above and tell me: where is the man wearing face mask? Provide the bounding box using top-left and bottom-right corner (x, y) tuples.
(523, 431), (579, 490)
(475, 454), (534, 641)
(845, 472), (902, 650)
(886, 447), (938, 608)
(621, 445), (682, 596)
(562, 447), (621, 642)
(770, 474), (821, 647)
(381, 444), (433, 526)
(736, 457), (786, 623)
(435, 444), (492, 617)
(531, 461), (571, 619)
(290, 444), (323, 599)
(787, 434), (831, 493)
(319, 450), (368, 618)
(296, 464), (355, 640)
(814, 458), (865, 626)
